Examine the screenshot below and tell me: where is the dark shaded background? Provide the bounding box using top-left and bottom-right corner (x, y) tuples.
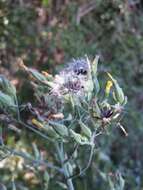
(0, 0), (143, 189)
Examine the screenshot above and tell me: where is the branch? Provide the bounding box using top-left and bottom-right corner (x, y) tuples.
(68, 145), (94, 180)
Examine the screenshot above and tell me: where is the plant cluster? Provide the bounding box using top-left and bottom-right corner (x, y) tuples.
(0, 56), (127, 189)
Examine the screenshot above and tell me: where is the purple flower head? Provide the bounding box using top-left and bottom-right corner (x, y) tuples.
(64, 57), (90, 76)
(101, 107), (113, 119)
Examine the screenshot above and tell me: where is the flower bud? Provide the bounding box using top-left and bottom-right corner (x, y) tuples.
(107, 73), (125, 104)
(105, 80), (113, 97)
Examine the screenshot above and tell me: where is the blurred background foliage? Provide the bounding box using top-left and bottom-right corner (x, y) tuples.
(0, 0), (143, 189)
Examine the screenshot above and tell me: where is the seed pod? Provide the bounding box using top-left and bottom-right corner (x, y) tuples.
(107, 73), (125, 104)
(115, 84), (125, 104)
(49, 121), (68, 137)
(31, 119), (60, 138)
(32, 119), (44, 129)
(79, 121), (92, 138)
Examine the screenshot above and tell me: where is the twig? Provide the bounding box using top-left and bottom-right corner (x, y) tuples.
(76, 0), (96, 25)
(68, 145), (94, 180)
(15, 95), (20, 121)
(18, 120), (54, 142)
(64, 144), (79, 164)
(55, 142), (74, 190)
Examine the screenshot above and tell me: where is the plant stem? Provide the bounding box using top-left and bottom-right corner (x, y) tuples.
(55, 142), (74, 190)
(18, 120), (54, 142)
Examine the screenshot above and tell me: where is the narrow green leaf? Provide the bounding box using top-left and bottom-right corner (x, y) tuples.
(32, 143), (40, 160)
(44, 171), (50, 189)
(0, 75), (16, 98)
(92, 55), (100, 75)
(94, 76), (100, 95)
(44, 125), (60, 138)
(69, 129), (89, 145)
(29, 69), (47, 82)
(49, 121), (68, 137)
(79, 120), (92, 138)
(0, 91), (16, 113)
(118, 173), (125, 190)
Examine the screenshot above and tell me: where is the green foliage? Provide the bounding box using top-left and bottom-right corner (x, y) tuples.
(0, 57), (127, 190)
(0, 0), (143, 189)
(0, 56), (127, 190)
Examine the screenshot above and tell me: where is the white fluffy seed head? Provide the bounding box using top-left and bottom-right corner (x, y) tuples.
(51, 57), (91, 97)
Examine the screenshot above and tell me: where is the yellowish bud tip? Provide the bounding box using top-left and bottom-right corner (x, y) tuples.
(50, 113), (64, 119)
(31, 118), (43, 129)
(105, 80), (113, 95)
(42, 71), (50, 77)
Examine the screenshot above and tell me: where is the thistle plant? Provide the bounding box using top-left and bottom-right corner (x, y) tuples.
(0, 56), (127, 190)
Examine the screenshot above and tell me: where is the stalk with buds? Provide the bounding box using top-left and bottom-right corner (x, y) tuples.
(0, 56), (127, 190)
